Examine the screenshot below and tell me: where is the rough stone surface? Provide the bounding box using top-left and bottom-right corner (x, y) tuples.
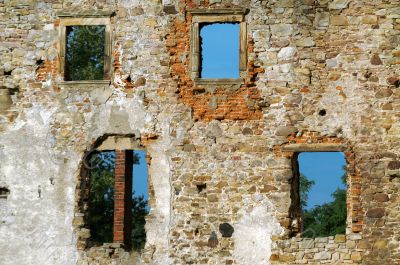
(0, 0), (399, 265)
(366, 208), (385, 218)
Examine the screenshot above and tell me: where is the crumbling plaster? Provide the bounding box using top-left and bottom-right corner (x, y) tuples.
(0, 0), (399, 264)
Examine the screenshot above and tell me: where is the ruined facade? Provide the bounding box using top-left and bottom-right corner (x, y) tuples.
(0, 0), (400, 264)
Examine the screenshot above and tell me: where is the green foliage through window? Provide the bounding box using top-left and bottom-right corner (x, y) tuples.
(131, 194), (148, 250)
(300, 170), (347, 238)
(65, 25), (105, 81)
(88, 151), (115, 243)
(300, 173), (315, 209)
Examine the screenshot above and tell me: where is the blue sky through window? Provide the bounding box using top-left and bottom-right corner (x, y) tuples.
(298, 152), (346, 210)
(200, 23), (240, 78)
(132, 150), (148, 201)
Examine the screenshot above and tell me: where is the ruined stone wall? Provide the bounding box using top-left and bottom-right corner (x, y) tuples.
(0, 0), (399, 265)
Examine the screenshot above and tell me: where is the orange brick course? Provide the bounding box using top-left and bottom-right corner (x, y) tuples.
(167, 2), (263, 121)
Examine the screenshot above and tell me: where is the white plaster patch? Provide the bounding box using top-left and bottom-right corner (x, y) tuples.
(144, 114), (173, 265)
(0, 106), (79, 265)
(233, 195), (283, 265)
(119, 0), (141, 8)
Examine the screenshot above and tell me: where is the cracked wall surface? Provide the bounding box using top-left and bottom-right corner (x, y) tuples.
(0, 0), (399, 264)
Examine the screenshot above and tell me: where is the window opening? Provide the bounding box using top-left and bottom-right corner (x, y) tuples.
(65, 25), (105, 81)
(297, 152), (347, 238)
(200, 23), (240, 78)
(87, 149), (148, 250)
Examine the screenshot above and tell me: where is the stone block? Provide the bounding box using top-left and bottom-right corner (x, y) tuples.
(374, 239), (388, 249)
(0, 89), (11, 113)
(314, 12), (330, 28)
(351, 252), (362, 261)
(295, 37), (315, 47)
(335, 234), (346, 243)
(370, 53), (383, 65)
(361, 15), (378, 24)
(314, 251), (331, 260)
(366, 208), (385, 218)
(271, 24), (293, 37)
(331, 15), (348, 26)
(275, 126), (296, 136)
(300, 239), (315, 249)
(374, 193), (389, 202)
(329, 0), (350, 10)
(278, 47), (297, 60)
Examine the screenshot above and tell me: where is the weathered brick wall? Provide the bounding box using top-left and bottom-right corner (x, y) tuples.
(0, 0), (399, 265)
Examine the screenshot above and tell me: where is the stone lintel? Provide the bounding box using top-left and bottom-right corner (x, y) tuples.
(56, 10), (115, 18)
(97, 136), (143, 151)
(188, 7), (248, 15)
(282, 143), (346, 152)
(194, 78), (244, 86)
(58, 80), (111, 90)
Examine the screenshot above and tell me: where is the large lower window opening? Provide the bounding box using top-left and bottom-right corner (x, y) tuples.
(293, 152), (347, 238)
(87, 149), (149, 251)
(199, 23), (240, 78)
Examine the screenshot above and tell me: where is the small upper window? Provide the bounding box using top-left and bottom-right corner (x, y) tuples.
(200, 23), (240, 79)
(189, 8), (247, 83)
(57, 14), (112, 82)
(65, 26), (106, 81)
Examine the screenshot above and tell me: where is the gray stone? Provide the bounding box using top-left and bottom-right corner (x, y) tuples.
(275, 126), (296, 136)
(314, 251), (332, 260)
(271, 24), (293, 37)
(295, 37), (315, 47)
(278, 47), (297, 60)
(314, 12), (330, 28)
(300, 239), (315, 249)
(329, 0), (350, 10)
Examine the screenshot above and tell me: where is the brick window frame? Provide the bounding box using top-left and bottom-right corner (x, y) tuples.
(278, 141), (363, 237)
(56, 11), (113, 85)
(188, 8), (248, 85)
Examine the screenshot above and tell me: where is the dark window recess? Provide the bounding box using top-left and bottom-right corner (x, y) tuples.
(88, 151), (115, 244)
(65, 25), (105, 81)
(36, 59), (44, 66)
(0, 187), (10, 199)
(219, 223), (234, 237)
(199, 23), (240, 79)
(196, 183), (207, 193)
(318, 109), (327, 116)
